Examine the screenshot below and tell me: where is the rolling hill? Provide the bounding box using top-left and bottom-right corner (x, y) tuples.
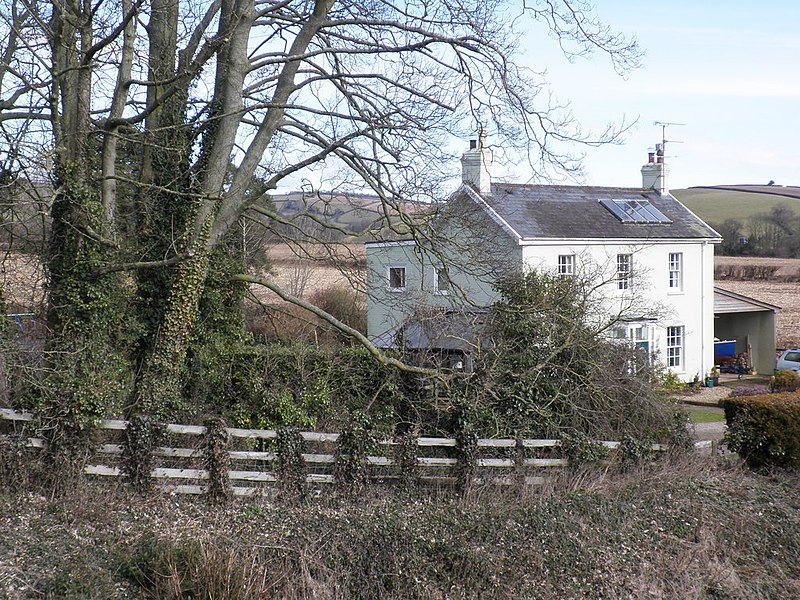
(672, 185), (800, 226)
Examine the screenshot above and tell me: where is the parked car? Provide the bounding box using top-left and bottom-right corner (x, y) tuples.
(776, 349), (800, 373)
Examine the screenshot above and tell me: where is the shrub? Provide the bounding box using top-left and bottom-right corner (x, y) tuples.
(561, 432), (610, 466)
(618, 435), (655, 468)
(723, 393), (800, 469)
(769, 369), (800, 393)
(308, 284), (367, 336)
(659, 370), (686, 392)
(225, 344), (413, 433)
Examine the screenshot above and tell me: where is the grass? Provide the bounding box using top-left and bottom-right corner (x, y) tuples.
(686, 407), (725, 423)
(2, 458), (799, 599)
(672, 188), (800, 228)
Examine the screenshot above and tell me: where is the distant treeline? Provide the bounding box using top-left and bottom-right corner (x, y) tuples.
(712, 203), (800, 258)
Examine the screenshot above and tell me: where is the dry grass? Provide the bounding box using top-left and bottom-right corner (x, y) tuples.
(1, 458), (798, 599)
(248, 243), (365, 306)
(0, 252), (46, 311)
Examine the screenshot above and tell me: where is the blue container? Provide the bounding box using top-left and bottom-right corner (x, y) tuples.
(714, 340), (736, 357)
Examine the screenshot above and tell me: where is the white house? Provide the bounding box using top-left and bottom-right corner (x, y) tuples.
(366, 136), (722, 382)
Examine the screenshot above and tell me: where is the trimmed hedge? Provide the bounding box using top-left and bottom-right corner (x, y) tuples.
(723, 393), (800, 469)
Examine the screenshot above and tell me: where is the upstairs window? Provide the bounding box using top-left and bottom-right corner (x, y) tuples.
(433, 267), (450, 294)
(558, 254), (575, 278)
(616, 254), (632, 290)
(669, 252), (683, 290)
(388, 266), (406, 291)
(667, 325), (684, 369)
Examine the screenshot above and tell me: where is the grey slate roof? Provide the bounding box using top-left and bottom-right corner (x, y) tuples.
(476, 183), (721, 241)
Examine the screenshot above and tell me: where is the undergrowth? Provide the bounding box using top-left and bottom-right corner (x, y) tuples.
(1, 459), (798, 599)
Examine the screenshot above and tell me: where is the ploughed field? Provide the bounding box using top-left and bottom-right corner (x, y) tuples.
(714, 256), (800, 349)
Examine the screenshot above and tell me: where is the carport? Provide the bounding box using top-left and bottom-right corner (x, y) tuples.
(714, 287), (779, 375)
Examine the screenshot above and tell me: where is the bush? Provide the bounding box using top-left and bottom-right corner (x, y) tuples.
(723, 393), (800, 469)
(308, 284), (367, 336)
(225, 344), (416, 433)
(659, 370), (686, 392)
(769, 369), (800, 393)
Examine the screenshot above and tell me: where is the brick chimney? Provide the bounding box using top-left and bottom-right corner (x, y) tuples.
(461, 129), (492, 194)
(641, 143), (670, 195)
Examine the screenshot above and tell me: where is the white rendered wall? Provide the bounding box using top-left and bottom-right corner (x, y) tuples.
(520, 239), (715, 382)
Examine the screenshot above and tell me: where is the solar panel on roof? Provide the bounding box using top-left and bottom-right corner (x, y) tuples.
(599, 199), (672, 224)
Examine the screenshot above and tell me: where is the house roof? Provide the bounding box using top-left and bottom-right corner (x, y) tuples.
(472, 183), (721, 241)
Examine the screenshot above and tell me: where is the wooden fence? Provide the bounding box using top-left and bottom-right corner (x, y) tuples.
(0, 408), (717, 497)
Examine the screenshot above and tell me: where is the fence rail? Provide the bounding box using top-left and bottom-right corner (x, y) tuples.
(1, 408), (717, 496)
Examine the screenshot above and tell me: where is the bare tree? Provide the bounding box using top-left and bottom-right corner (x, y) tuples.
(0, 0), (640, 424)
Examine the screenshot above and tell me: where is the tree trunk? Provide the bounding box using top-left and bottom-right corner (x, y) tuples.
(131, 218), (213, 419)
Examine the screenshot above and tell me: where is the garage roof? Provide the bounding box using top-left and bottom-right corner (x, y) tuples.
(714, 287), (781, 314)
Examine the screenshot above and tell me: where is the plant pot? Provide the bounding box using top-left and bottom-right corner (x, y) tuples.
(705, 377), (715, 388)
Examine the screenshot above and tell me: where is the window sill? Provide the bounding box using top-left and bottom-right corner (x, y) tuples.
(388, 288), (406, 293)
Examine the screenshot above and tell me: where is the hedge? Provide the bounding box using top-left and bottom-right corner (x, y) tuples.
(723, 392), (800, 469)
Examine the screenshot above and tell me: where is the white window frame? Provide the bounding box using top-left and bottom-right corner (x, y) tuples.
(611, 322), (655, 364)
(387, 266), (406, 292)
(433, 266), (450, 295)
(557, 254), (575, 279)
(616, 254), (632, 290)
(668, 252), (683, 291)
(667, 325), (684, 370)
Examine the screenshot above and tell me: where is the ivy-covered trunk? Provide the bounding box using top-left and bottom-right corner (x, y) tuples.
(41, 2), (137, 472)
(132, 240), (211, 420)
(0, 285), (8, 404)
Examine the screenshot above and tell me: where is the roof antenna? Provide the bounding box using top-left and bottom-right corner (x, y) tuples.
(653, 121), (685, 164)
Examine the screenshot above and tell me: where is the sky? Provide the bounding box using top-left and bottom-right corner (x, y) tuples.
(510, 1), (800, 190)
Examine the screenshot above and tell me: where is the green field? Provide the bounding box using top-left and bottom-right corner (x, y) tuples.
(672, 188), (800, 226)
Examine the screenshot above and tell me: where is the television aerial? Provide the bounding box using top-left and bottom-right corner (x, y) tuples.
(653, 121), (685, 163)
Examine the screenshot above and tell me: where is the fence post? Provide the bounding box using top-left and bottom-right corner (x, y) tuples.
(334, 413), (375, 498)
(394, 430), (419, 491)
(122, 415), (164, 494)
(514, 437), (526, 488)
(203, 417), (231, 504)
(276, 426), (306, 502)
